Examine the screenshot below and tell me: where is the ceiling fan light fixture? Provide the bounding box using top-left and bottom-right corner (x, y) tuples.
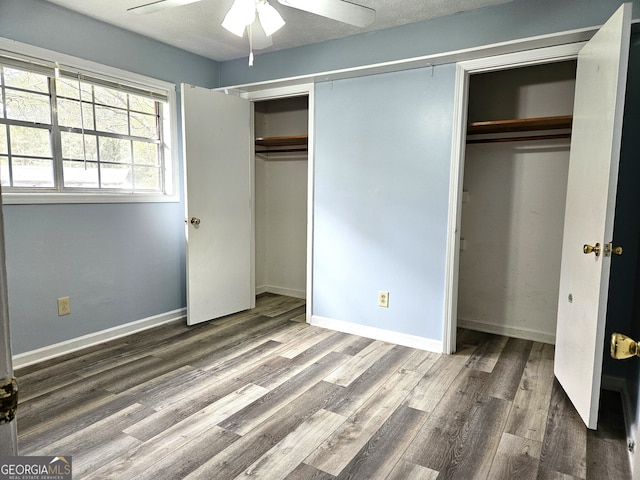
(256, 0), (285, 36)
(222, 0), (256, 37)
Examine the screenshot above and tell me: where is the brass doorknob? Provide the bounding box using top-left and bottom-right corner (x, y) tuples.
(583, 243), (600, 256)
(611, 333), (640, 360)
(190, 217), (201, 226)
(613, 246), (623, 255)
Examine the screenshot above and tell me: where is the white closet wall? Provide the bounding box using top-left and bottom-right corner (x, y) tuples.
(458, 62), (576, 343)
(254, 97), (308, 298)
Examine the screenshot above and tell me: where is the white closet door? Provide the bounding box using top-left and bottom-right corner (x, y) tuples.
(554, 3), (631, 429)
(182, 84), (253, 325)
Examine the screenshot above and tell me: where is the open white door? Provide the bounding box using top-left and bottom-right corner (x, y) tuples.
(555, 3), (631, 429)
(182, 84), (253, 326)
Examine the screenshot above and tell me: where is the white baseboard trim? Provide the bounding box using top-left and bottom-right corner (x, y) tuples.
(458, 318), (555, 345)
(310, 315), (443, 353)
(256, 285), (306, 299)
(12, 308), (186, 369)
(256, 285), (269, 295)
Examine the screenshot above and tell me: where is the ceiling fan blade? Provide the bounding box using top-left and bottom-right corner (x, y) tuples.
(250, 20), (274, 50)
(127, 0), (203, 15)
(276, 0), (375, 27)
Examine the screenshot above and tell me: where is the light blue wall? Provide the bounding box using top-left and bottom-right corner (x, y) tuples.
(219, 0), (640, 87)
(4, 203), (186, 352)
(313, 65), (456, 340)
(0, 0), (219, 354)
(1, 0), (638, 360)
(0, 0), (218, 86)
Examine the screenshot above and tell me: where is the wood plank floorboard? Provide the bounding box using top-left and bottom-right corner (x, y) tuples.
(15, 293), (630, 479)
(402, 366), (491, 472)
(480, 337), (533, 401)
(324, 344), (417, 416)
(304, 368), (423, 476)
(504, 342), (556, 442)
(538, 380), (588, 479)
(183, 380), (344, 479)
(323, 340), (396, 387)
(586, 389), (631, 480)
(332, 405), (429, 480)
(386, 459), (439, 480)
(486, 432), (543, 480)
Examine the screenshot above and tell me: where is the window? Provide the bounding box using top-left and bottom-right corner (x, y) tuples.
(0, 49), (176, 202)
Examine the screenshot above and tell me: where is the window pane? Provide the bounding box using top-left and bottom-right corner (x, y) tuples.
(130, 112), (157, 138)
(134, 165), (160, 190)
(10, 126), (51, 157)
(3, 68), (48, 93)
(55, 78), (92, 101)
(129, 94), (156, 114)
(0, 157), (9, 186)
(12, 157), (54, 187)
(0, 64), (169, 194)
(100, 163), (131, 189)
(57, 98), (94, 130)
(94, 85), (127, 109)
(99, 137), (131, 163)
(132, 141), (159, 166)
(61, 132), (98, 160)
(95, 105), (128, 135)
(63, 160), (99, 188)
(0, 127), (7, 154)
(5, 89), (51, 123)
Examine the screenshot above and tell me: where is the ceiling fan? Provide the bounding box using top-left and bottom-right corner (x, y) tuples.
(127, 0), (376, 29)
(128, 0), (375, 64)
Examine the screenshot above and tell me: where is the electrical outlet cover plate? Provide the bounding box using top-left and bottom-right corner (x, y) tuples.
(57, 297), (71, 316)
(378, 291), (389, 308)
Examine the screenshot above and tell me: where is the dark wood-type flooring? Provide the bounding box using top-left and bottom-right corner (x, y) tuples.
(16, 294), (630, 479)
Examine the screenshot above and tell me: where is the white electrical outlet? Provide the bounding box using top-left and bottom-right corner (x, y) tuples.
(378, 291), (389, 308)
(57, 297), (71, 316)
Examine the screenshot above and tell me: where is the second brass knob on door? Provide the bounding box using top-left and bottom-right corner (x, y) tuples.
(583, 243), (600, 256)
(611, 333), (640, 360)
(190, 217), (201, 226)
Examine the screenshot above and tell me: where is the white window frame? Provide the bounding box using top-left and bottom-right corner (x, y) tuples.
(0, 37), (179, 204)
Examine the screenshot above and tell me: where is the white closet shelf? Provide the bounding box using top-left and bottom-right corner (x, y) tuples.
(467, 115), (572, 144)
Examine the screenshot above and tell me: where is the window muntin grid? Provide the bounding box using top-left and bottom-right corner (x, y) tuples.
(0, 64), (166, 194)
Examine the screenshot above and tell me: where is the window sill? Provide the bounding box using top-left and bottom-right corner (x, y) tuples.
(1, 192), (180, 205)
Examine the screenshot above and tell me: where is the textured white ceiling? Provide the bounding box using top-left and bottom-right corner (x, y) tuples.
(42, 0), (513, 62)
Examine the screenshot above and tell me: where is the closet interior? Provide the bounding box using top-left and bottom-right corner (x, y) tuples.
(457, 60), (577, 344)
(254, 96), (309, 299)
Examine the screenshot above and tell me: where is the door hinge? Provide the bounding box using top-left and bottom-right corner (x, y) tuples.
(0, 377), (18, 424)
